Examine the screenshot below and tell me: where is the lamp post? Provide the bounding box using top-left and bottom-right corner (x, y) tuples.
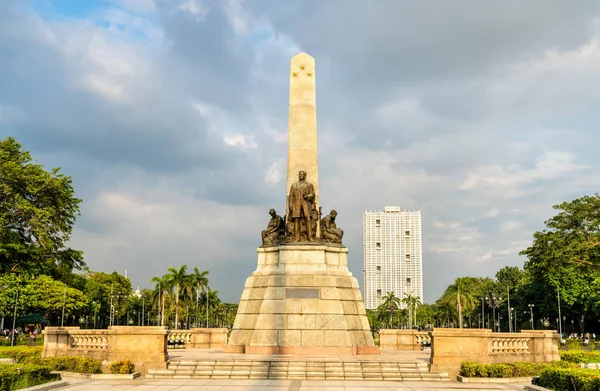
(206, 287), (210, 328)
(486, 295), (503, 332)
(571, 319), (574, 335)
(528, 304), (534, 330)
(480, 297), (485, 329)
(506, 286), (512, 333)
(557, 286), (563, 337)
(61, 283), (67, 327)
(10, 287), (19, 347)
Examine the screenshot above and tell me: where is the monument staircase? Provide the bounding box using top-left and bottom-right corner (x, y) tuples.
(146, 358), (450, 381)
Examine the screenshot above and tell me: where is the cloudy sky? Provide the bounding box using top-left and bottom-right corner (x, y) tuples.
(2, 0), (600, 303)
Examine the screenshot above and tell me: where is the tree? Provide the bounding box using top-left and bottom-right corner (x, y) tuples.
(0, 137), (84, 278)
(150, 275), (169, 327)
(402, 293), (420, 329)
(440, 277), (481, 328)
(520, 194), (600, 269)
(0, 274), (87, 325)
(165, 265), (189, 330)
(380, 292), (401, 328)
(189, 268), (209, 326)
(495, 266), (524, 289)
(84, 272), (132, 328)
(520, 194), (600, 330)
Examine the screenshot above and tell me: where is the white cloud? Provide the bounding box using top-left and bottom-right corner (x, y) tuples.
(223, 133), (257, 149)
(459, 150), (589, 194)
(176, 0), (209, 21)
(483, 207), (501, 218)
(264, 159), (284, 184)
(501, 220), (522, 232)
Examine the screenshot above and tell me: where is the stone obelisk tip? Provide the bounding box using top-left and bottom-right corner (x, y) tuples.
(292, 52), (314, 61)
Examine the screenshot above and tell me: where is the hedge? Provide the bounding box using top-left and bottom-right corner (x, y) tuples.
(559, 351), (600, 364)
(109, 360), (135, 374)
(0, 348), (42, 364)
(0, 348), (102, 374)
(539, 367), (600, 391)
(459, 361), (576, 378)
(39, 357), (102, 374)
(0, 364), (57, 391)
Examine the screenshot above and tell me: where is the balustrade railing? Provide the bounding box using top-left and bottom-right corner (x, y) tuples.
(69, 332), (110, 350)
(490, 336), (530, 354)
(167, 331), (192, 349)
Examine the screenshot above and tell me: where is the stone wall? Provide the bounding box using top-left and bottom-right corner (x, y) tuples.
(379, 329), (431, 351)
(43, 326), (169, 374)
(168, 328), (228, 348)
(429, 328), (560, 379)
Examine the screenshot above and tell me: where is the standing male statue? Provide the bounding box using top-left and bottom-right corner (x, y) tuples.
(288, 171), (315, 242)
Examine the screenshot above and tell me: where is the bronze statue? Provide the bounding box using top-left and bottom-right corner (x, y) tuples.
(261, 208), (284, 246)
(288, 171), (315, 242)
(321, 210), (344, 244)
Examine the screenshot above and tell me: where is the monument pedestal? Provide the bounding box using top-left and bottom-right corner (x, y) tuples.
(227, 244), (378, 355)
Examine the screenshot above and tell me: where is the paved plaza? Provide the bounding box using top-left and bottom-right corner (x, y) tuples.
(61, 378), (530, 391)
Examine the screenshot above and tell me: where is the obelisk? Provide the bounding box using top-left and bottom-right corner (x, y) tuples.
(286, 53), (319, 236)
(226, 53), (377, 355)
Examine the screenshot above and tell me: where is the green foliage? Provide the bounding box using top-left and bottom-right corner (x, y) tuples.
(0, 364), (56, 391)
(0, 136), (84, 278)
(539, 367), (600, 391)
(39, 357), (101, 374)
(0, 347), (42, 363)
(560, 351), (600, 364)
(109, 360), (135, 374)
(84, 271), (133, 328)
(459, 361), (576, 378)
(0, 274), (87, 320)
(0, 347), (101, 374)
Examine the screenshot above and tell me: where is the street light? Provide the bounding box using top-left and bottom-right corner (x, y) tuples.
(61, 283), (67, 327)
(486, 295), (503, 332)
(528, 304), (534, 330)
(5, 284), (20, 347)
(480, 297), (485, 329)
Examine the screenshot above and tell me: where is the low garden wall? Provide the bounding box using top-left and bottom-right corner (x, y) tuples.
(379, 329), (431, 350)
(167, 328), (228, 349)
(42, 326), (168, 374)
(429, 328), (560, 378)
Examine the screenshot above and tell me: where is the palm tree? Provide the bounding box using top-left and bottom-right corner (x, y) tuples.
(200, 289), (221, 327)
(165, 265), (189, 330)
(446, 277), (477, 328)
(410, 295), (422, 327)
(381, 291), (401, 328)
(190, 268), (209, 327)
(150, 275), (169, 327)
(402, 293), (421, 329)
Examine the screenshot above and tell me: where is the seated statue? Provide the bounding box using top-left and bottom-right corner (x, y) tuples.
(261, 209), (284, 246)
(321, 210), (344, 244)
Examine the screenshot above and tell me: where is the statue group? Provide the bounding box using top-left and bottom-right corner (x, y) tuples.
(261, 171), (344, 246)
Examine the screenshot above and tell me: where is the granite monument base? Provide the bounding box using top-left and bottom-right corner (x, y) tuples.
(227, 244), (377, 355)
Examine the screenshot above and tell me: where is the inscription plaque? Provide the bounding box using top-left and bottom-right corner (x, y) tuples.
(285, 288), (320, 299)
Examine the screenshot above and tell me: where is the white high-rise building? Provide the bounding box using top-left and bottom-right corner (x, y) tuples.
(363, 206), (423, 309)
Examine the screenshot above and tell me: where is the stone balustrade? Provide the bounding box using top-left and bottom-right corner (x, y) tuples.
(379, 329), (431, 351)
(43, 326), (169, 374)
(166, 328), (228, 348)
(490, 335), (530, 354)
(429, 328), (560, 379)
